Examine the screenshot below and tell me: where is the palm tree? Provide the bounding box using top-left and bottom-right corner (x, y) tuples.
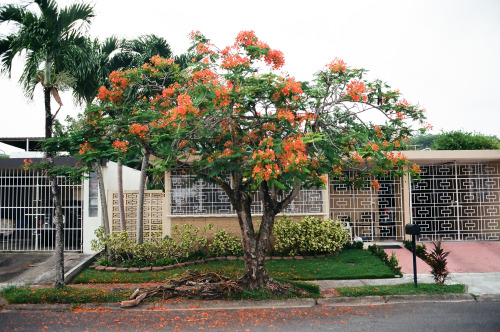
(68, 36), (124, 237)
(0, 0), (94, 288)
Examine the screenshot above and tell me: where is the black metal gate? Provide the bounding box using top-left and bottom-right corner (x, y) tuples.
(330, 172), (405, 241)
(411, 163), (500, 241)
(0, 168), (83, 251)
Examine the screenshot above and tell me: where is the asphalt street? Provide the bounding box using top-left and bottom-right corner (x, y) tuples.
(0, 300), (498, 331)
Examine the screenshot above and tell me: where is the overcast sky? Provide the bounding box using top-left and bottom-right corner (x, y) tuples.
(0, 0), (499, 153)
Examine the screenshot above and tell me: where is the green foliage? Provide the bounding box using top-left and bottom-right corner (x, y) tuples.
(171, 223), (213, 259)
(273, 216), (349, 256)
(91, 227), (135, 264)
(343, 240), (364, 250)
(408, 133), (439, 149)
(209, 230), (244, 257)
(91, 224), (212, 266)
(427, 241), (450, 285)
(403, 239), (428, 261)
(389, 252), (402, 276)
(432, 130), (500, 150)
(337, 283), (466, 297)
(368, 244), (403, 277)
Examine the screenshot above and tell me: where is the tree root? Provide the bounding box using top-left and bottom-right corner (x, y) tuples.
(236, 274), (308, 297)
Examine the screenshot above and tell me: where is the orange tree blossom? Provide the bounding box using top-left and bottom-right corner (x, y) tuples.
(77, 30), (428, 290)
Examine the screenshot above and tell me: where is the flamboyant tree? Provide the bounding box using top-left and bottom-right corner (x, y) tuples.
(82, 31), (429, 290)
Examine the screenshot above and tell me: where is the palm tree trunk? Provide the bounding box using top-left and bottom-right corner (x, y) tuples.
(118, 161), (126, 231)
(44, 86), (65, 289)
(136, 149), (150, 245)
(93, 162), (110, 235)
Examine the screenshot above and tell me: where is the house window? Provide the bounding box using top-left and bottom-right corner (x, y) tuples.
(88, 171), (98, 217)
(170, 171), (323, 215)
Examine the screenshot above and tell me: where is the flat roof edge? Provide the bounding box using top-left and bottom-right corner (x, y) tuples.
(404, 150), (500, 162)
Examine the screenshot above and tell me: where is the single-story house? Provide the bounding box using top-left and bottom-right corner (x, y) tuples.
(2, 136), (499, 254)
(0, 137), (140, 254)
(164, 150), (500, 243)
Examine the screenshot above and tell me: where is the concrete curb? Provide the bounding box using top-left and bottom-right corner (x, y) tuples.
(64, 252), (100, 284)
(318, 296), (386, 307)
(475, 294), (500, 302)
(78, 298), (318, 311)
(315, 293), (476, 307)
(2, 303), (72, 312)
(3, 293), (496, 312)
(384, 294), (475, 304)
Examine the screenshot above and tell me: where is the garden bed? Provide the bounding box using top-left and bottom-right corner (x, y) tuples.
(73, 249), (396, 284)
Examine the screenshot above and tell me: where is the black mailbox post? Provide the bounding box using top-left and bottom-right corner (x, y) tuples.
(405, 223), (421, 288)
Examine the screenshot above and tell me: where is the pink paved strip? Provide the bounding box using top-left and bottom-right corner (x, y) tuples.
(439, 241), (500, 273)
(383, 248), (430, 275)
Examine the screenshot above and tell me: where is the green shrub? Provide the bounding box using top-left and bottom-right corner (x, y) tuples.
(416, 243), (428, 260)
(368, 244), (402, 277)
(91, 223), (213, 266)
(432, 130), (500, 150)
(91, 227), (135, 264)
(273, 216), (349, 256)
(343, 240), (364, 250)
(403, 239), (428, 261)
(170, 223), (213, 259)
(389, 252), (402, 276)
(209, 230), (243, 257)
(427, 241), (450, 285)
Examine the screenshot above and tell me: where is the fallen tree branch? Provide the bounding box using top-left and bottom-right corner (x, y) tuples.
(120, 270), (242, 308)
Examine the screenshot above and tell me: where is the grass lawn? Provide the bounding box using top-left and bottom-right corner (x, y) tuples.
(0, 285), (133, 304)
(337, 283), (467, 297)
(0, 281), (320, 304)
(73, 249), (395, 284)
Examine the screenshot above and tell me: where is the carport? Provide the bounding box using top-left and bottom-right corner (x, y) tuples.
(329, 150), (500, 242)
(408, 150), (500, 241)
(0, 158), (83, 252)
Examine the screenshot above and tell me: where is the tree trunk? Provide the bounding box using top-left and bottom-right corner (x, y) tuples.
(136, 149), (150, 245)
(94, 162), (110, 235)
(117, 161), (126, 231)
(234, 182), (302, 291)
(44, 86), (65, 289)
(235, 194), (271, 289)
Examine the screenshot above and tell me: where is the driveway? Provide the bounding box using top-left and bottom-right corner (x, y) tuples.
(384, 241), (500, 274)
(440, 241), (500, 273)
(0, 252), (92, 287)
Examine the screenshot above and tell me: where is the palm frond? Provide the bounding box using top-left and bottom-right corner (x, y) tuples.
(0, 3), (28, 25)
(0, 36), (16, 76)
(58, 2), (94, 35)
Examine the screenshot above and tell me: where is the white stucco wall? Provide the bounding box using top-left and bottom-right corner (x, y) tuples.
(82, 162), (141, 254)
